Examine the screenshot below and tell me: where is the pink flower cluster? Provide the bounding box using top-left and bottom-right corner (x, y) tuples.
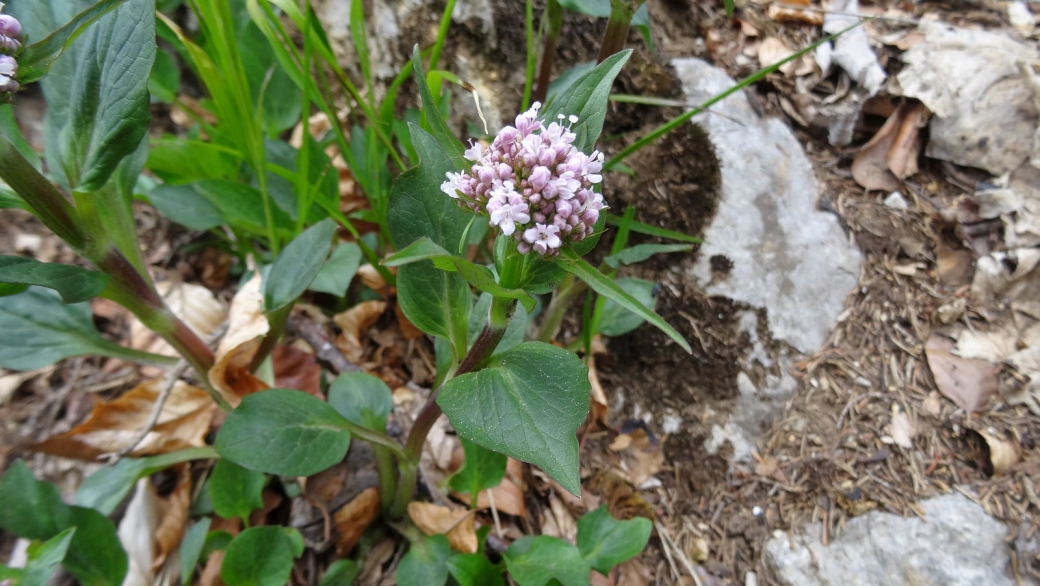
(0, 13), (21, 95)
(440, 102), (606, 256)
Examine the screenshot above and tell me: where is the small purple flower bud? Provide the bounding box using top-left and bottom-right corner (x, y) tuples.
(477, 165), (495, 185)
(556, 200), (573, 218)
(0, 15), (21, 39)
(498, 126), (518, 144)
(497, 163), (512, 181)
(528, 166), (551, 192)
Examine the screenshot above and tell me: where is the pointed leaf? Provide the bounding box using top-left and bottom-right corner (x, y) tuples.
(310, 242), (362, 297)
(180, 518), (211, 586)
(446, 553), (504, 586)
(539, 50), (632, 153)
(0, 256), (109, 303)
(438, 342), (590, 495)
(327, 372), (393, 431)
(210, 459), (267, 522)
(221, 527), (298, 586)
(603, 244), (693, 269)
(397, 261), (471, 355)
(385, 237), (536, 311)
(76, 447), (217, 515)
(320, 559), (361, 586)
(13, 0), (128, 84)
(21, 528), (76, 586)
(396, 534), (451, 586)
(215, 389), (352, 476)
(576, 506), (652, 575)
(557, 248), (690, 352)
(0, 461), (128, 586)
(147, 183), (226, 230)
(504, 535), (590, 586)
(411, 45), (466, 169)
(597, 278), (656, 338)
(264, 218), (337, 311)
(0, 287), (177, 371)
(448, 437), (507, 498)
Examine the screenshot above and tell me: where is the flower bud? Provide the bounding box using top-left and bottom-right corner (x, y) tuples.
(0, 15), (20, 39)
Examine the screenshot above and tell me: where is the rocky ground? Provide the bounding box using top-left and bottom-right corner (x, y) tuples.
(2, 0), (1039, 584)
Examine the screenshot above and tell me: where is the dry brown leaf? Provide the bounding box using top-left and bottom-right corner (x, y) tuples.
(357, 264), (388, 295)
(611, 428), (664, 487)
(935, 241), (975, 286)
(31, 379), (216, 460)
(407, 502), (478, 553)
(924, 335), (1000, 413)
(305, 462), (347, 507)
(767, 0), (825, 25)
(291, 111), (335, 148)
(394, 302), (425, 340)
(129, 280), (226, 376)
(588, 352), (609, 426)
(546, 493), (578, 543)
(334, 486), (382, 555)
(886, 102), (930, 179)
(852, 104), (904, 191)
(199, 550), (224, 586)
(171, 95), (217, 130)
(922, 391), (943, 416)
(208, 273), (269, 405)
(0, 367), (50, 407)
(471, 477), (526, 517)
(979, 431), (1020, 475)
(885, 410), (915, 449)
(272, 344), (321, 397)
(333, 300), (386, 363)
(119, 479), (159, 586)
(153, 463), (192, 570)
(758, 37), (796, 75)
(248, 489), (284, 528)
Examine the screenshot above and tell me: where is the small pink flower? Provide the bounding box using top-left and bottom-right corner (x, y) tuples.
(523, 223), (561, 255)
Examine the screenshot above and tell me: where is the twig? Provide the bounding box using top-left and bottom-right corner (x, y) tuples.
(31, 358), (85, 441)
(655, 520), (703, 586)
(486, 488), (504, 539)
(287, 315), (359, 374)
(771, 2), (921, 24)
(111, 322), (229, 463)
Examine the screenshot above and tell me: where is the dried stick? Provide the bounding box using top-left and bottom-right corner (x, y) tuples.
(287, 315), (359, 374)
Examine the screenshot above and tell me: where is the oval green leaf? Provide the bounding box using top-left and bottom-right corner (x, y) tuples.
(264, 218), (337, 311)
(576, 506), (652, 575)
(210, 459), (266, 522)
(0, 256), (109, 303)
(221, 527), (297, 586)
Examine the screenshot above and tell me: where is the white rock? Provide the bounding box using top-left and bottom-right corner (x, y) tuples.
(672, 58), (862, 354)
(764, 493), (1012, 586)
(896, 21), (1040, 175)
(883, 191), (908, 209)
(821, 0), (886, 96)
(1008, 1), (1035, 34)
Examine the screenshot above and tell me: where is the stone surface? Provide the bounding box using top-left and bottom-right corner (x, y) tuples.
(672, 57), (862, 355)
(764, 493), (1013, 586)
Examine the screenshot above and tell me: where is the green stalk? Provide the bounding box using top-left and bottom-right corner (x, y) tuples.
(597, 0), (643, 63)
(535, 273), (585, 343)
(533, 0), (563, 104)
(604, 22), (863, 170)
(521, 0), (537, 110)
(428, 0), (457, 72)
(0, 139), (86, 250)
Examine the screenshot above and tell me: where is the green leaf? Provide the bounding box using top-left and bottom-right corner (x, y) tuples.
(504, 535), (590, 586)
(0, 461), (128, 586)
(147, 183), (226, 230)
(597, 278), (656, 338)
(193, 179), (294, 236)
(13, 0), (128, 84)
(576, 507), (652, 575)
(556, 249), (690, 353)
(215, 389), (352, 476)
(180, 518), (211, 586)
(221, 527), (299, 586)
(264, 218), (336, 311)
(202, 530), (235, 557)
(310, 242), (362, 297)
(539, 50), (632, 153)
(411, 46), (465, 169)
(146, 139), (238, 184)
(0, 256), (109, 303)
(0, 287), (175, 371)
(320, 559), (361, 586)
(603, 215), (702, 244)
(21, 528), (76, 586)
(396, 534), (451, 586)
(149, 48), (181, 104)
(47, 0), (156, 192)
(386, 125), (471, 251)
(238, 18), (302, 136)
(448, 437), (507, 499)
(469, 293), (528, 355)
(385, 237), (536, 312)
(327, 372), (393, 431)
(210, 459), (267, 522)
(397, 261), (471, 357)
(547, 62), (595, 103)
(446, 553), (504, 586)
(76, 447), (217, 515)
(603, 244), (693, 269)
(0, 104), (41, 171)
(438, 342), (590, 495)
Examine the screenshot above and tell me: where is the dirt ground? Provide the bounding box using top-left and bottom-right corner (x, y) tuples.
(2, 0), (1039, 584)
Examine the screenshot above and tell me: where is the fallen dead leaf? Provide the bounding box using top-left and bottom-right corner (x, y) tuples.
(272, 344), (321, 397)
(248, 489), (284, 528)
(852, 103), (905, 191)
(935, 240), (975, 287)
(885, 409), (915, 449)
(924, 334), (1000, 413)
(333, 300), (386, 364)
(407, 502), (478, 553)
(119, 478), (160, 586)
(922, 391), (943, 416)
(291, 111), (335, 149)
(978, 430), (1020, 476)
(208, 273), (269, 405)
(199, 550), (223, 586)
(543, 493), (578, 543)
(0, 367), (51, 407)
(394, 303), (425, 340)
(886, 102), (930, 179)
(31, 379), (216, 460)
(588, 352), (609, 426)
(334, 486), (382, 555)
(153, 463), (192, 570)
(758, 37), (796, 75)
(767, 0), (824, 25)
(357, 264), (388, 296)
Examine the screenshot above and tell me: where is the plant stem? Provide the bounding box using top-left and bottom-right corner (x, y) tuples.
(535, 274), (587, 343)
(0, 139), (86, 250)
(249, 303), (292, 373)
(597, 0), (642, 64)
(388, 297), (514, 519)
(428, 0), (457, 72)
(521, 0), (538, 110)
(533, 0), (563, 104)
